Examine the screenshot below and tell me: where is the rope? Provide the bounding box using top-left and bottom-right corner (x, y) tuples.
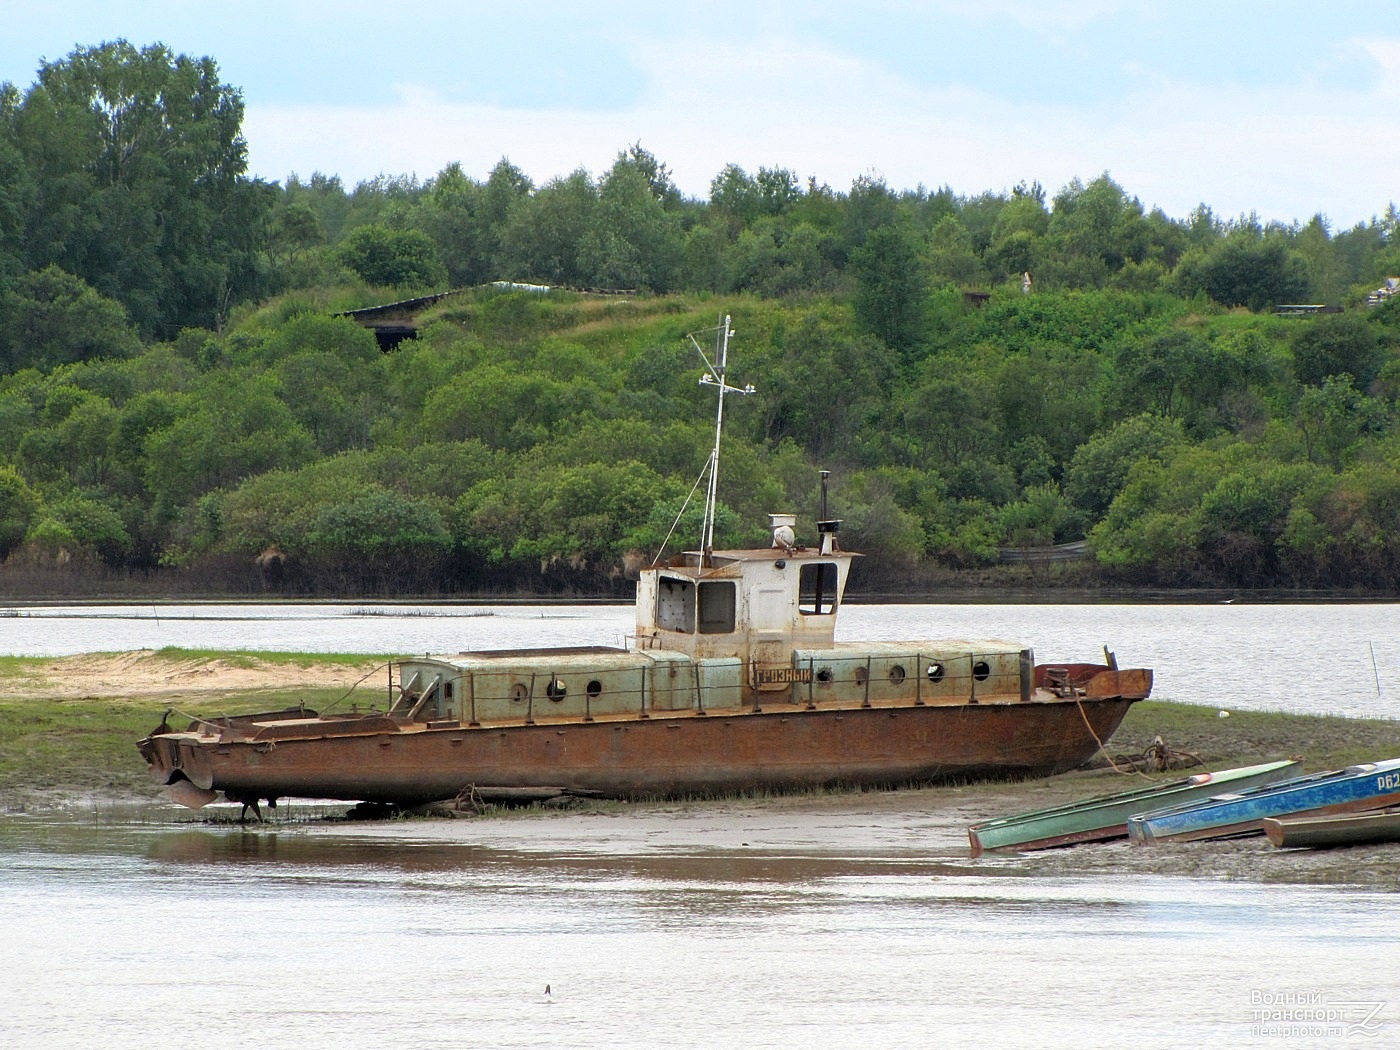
(163, 706), (223, 732)
(1072, 695), (1142, 777)
(1075, 695), (1203, 780)
(651, 462), (710, 566)
(1073, 694), (1167, 780)
(161, 661), (395, 728)
(310, 661), (395, 715)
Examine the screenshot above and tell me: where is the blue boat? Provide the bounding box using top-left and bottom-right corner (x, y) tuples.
(1127, 758), (1400, 844)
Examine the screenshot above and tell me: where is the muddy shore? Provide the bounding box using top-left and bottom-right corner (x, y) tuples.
(2, 651), (1398, 889)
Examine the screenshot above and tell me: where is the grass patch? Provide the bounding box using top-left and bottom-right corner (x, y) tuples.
(149, 647), (394, 668)
(0, 685), (388, 800)
(1112, 700), (1400, 771)
(0, 696), (166, 796)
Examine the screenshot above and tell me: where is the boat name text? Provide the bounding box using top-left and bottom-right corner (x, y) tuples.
(755, 667), (814, 685)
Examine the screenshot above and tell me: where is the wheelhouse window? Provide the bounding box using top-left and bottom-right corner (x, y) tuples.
(697, 581), (736, 634)
(799, 562), (838, 615)
(656, 577), (696, 632)
(655, 577), (736, 634)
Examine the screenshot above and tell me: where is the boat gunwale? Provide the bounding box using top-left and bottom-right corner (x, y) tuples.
(1127, 757), (1400, 844)
(968, 760), (1303, 856)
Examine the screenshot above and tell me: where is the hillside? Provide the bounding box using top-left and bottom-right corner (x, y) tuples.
(2, 42), (1399, 597)
(0, 287), (1398, 597)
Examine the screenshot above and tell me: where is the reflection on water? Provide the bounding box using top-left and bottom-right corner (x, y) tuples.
(4, 812), (1398, 1049)
(138, 830), (962, 889)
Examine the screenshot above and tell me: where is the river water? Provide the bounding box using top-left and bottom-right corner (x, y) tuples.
(3, 602), (1399, 1047)
(2, 599), (1397, 718)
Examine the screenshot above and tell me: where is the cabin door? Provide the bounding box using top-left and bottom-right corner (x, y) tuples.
(748, 585), (797, 693)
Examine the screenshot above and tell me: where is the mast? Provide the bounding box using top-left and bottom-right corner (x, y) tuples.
(690, 314), (753, 561)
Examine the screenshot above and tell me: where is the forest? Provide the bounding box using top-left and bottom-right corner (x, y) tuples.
(1, 40), (1399, 597)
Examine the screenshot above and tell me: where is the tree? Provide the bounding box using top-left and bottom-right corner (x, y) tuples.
(334, 224), (446, 288)
(843, 174), (899, 253)
(989, 344), (1103, 467)
(900, 371), (1001, 472)
(1292, 214), (1344, 304)
(1290, 313), (1386, 390)
(1066, 414), (1185, 519)
(849, 224), (926, 353)
(275, 348), (384, 454)
(755, 167), (801, 216)
(141, 371), (316, 512)
(613, 142), (682, 210)
(1111, 329), (1214, 420)
(999, 481), (1082, 547)
(0, 265), (140, 372)
(1295, 375), (1385, 468)
(479, 157), (533, 274)
(986, 193), (1049, 279)
(268, 202), (325, 265)
(925, 217), (983, 286)
(727, 219), (834, 296)
(9, 40), (273, 334)
(498, 169), (597, 285)
(0, 90), (34, 290)
(283, 171), (352, 243)
(758, 316), (898, 457)
(578, 159), (683, 291)
(0, 465), (38, 558)
(1174, 233), (1310, 311)
(1047, 175), (1150, 275)
(709, 164), (761, 229)
(26, 493), (131, 565)
(304, 488), (452, 592)
(420, 364), (600, 451)
(418, 163), (494, 287)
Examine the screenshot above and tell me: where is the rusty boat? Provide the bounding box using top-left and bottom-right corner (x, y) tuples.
(138, 316), (1152, 811)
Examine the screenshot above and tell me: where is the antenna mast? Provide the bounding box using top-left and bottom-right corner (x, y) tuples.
(690, 314), (753, 560)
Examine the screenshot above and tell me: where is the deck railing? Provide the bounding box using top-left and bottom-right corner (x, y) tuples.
(388, 648), (1037, 728)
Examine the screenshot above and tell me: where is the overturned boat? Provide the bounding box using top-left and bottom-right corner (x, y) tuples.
(139, 316), (1152, 810)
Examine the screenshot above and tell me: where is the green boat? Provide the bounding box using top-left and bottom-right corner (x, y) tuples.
(968, 759), (1302, 857)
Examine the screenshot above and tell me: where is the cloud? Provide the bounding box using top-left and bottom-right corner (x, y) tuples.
(244, 26), (1400, 228)
(926, 0), (1131, 32)
(1354, 35), (1400, 92)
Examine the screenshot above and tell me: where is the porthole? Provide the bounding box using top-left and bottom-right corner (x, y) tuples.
(510, 683), (529, 704)
(889, 665), (906, 685)
(973, 660), (990, 682)
(586, 680), (602, 699)
(545, 679), (567, 702)
(816, 666), (833, 684)
(854, 667), (868, 686)
(926, 662), (945, 684)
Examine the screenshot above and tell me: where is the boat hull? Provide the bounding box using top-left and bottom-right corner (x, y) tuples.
(1263, 808), (1400, 849)
(1128, 760), (1400, 844)
(140, 696), (1140, 806)
(967, 760), (1303, 857)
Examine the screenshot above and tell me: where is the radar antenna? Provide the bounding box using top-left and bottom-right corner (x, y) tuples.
(689, 314), (754, 560)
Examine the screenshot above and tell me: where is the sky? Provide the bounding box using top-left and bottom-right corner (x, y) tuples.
(3, 1), (1399, 229)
